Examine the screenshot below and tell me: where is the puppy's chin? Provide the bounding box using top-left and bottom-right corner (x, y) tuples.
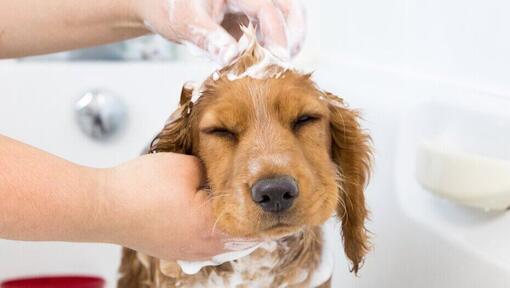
(235, 224), (303, 241)
(216, 215), (303, 240)
(258, 224), (303, 240)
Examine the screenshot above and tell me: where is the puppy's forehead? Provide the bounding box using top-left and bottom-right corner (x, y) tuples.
(204, 72), (322, 113)
(197, 26), (324, 118)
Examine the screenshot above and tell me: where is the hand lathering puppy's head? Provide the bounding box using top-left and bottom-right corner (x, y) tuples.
(150, 34), (372, 273)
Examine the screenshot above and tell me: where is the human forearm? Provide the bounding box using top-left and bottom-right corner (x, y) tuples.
(0, 135), (235, 260)
(0, 0), (306, 63)
(0, 0), (149, 58)
(0, 135), (107, 242)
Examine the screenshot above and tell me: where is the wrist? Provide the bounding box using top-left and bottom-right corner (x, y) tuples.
(88, 166), (126, 245)
(111, 0), (152, 36)
(92, 165), (144, 247)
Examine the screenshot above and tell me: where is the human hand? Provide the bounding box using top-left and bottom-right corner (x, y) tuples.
(99, 153), (256, 261)
(132, 0), (306, 64)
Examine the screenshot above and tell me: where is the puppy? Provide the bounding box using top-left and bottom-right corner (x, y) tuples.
(118, 32), (372, 288)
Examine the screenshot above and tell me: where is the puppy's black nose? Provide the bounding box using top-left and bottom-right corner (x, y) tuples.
(251, 176), (298, 213)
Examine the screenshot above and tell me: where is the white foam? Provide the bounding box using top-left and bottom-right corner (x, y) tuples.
(189, 82), (202, 103)
(177, 243), (263, 275)
(309, 222), (335, 287)
(181, 27), (293, 106)
(182, 26), (239, 65)
(226, 29), (291, 81)
(212, 71), (220, 81)
(226, 49), (290, 81)
(166, 225), (332, 287)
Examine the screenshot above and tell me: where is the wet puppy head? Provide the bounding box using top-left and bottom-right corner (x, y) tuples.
(151, 36), (372, 273)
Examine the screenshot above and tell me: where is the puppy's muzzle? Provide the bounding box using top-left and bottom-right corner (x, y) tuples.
(250, 176), (298, 213)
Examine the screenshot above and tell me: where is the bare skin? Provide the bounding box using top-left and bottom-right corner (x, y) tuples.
(0, 0), (148, 58)
(0, 0), (305, 62)
(0, 135), (227, 261)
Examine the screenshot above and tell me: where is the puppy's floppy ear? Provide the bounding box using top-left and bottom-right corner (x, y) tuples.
(149, 83), (195, 154)
(324, 92), (372, 274)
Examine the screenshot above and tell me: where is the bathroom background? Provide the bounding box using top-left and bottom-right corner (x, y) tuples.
(1, 0), (510, 287)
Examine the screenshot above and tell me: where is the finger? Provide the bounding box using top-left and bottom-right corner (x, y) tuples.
(274, 0), (307, 57)
(192, 190), (229, 255)
(195, 163), (207, 189)
(159, 153), (205, 189)
(253, 2), (290, 60)
(184, 155), (206, 189)
(185, 15), (240, 65)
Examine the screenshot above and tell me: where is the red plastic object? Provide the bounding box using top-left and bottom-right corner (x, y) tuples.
(1, 276), (105, 288)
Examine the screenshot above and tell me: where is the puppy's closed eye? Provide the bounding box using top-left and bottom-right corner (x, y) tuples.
(202, 127), (237, 141)
(292, 114), (321, 131)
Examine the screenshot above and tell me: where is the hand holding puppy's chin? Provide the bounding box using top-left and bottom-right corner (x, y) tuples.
(90, 152), (248, 261)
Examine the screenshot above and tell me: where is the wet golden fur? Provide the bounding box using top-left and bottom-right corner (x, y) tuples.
(118, 41), (372, 287)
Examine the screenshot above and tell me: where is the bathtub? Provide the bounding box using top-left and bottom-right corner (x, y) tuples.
(1, 60), (510, 287)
